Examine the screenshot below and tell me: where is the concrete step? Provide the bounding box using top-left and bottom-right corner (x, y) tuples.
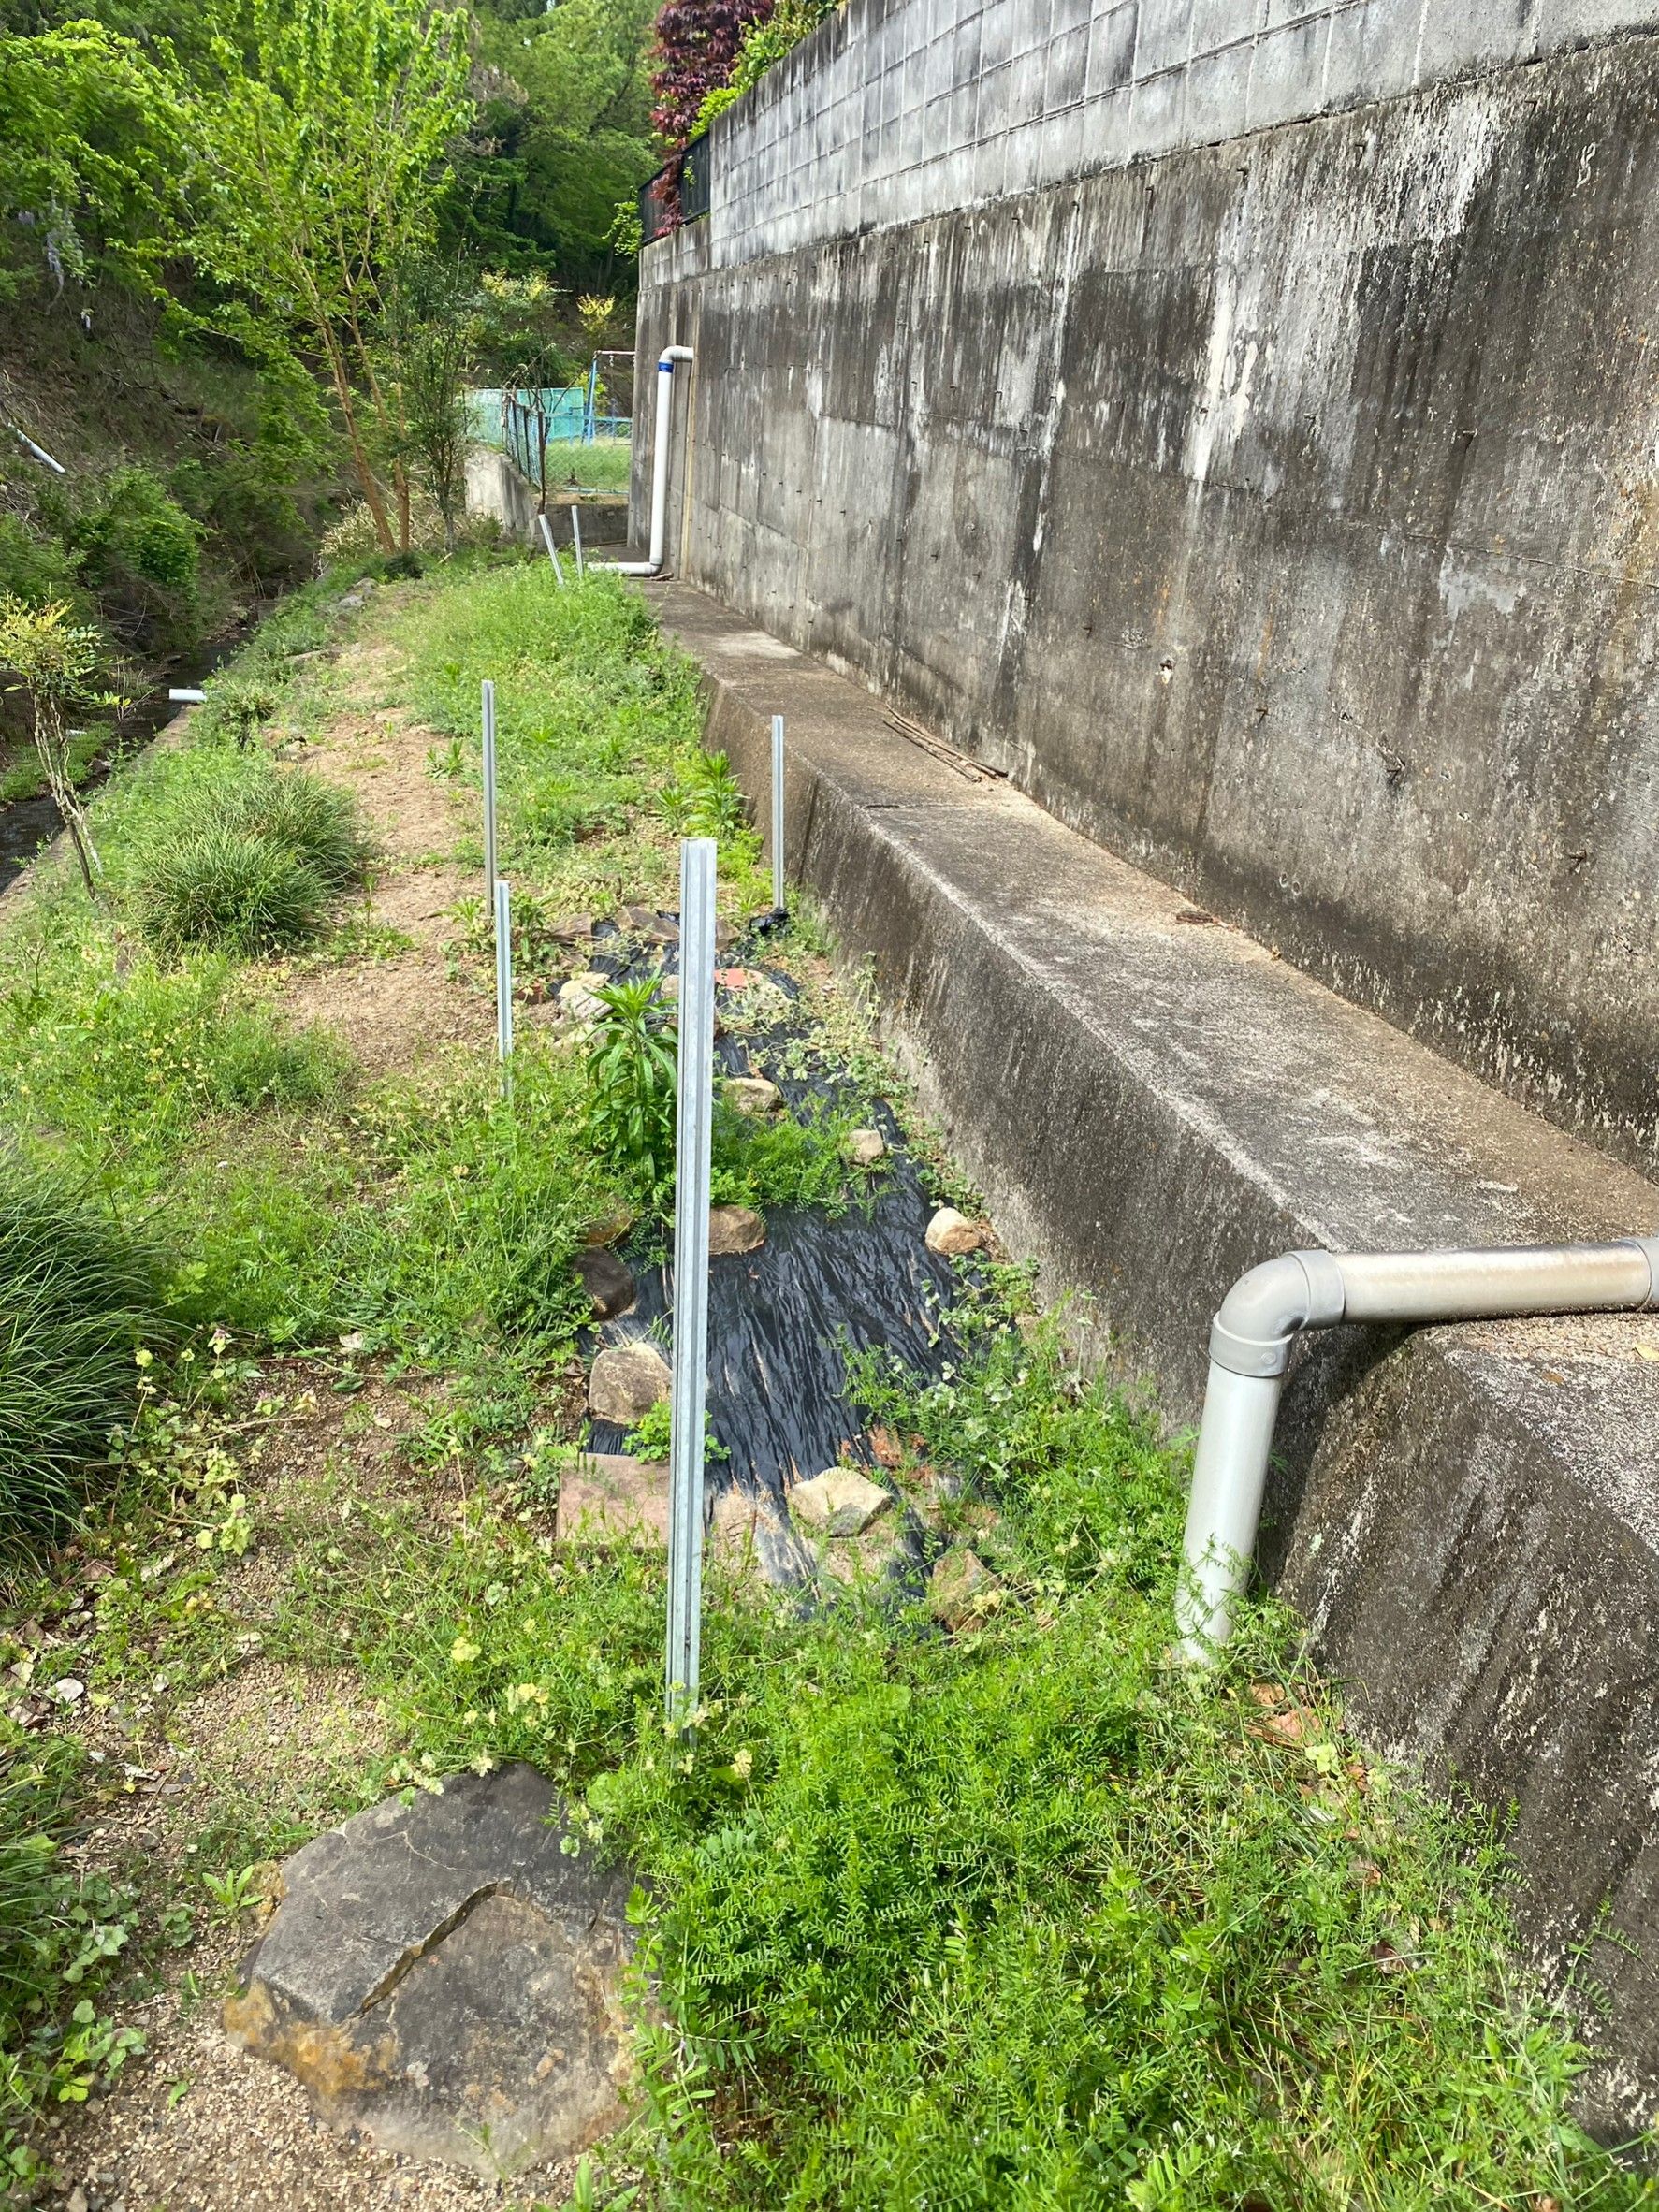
(650, 577), (1659, 2135)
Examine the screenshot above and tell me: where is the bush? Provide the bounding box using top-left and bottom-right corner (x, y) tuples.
(0, 1162), (167, 1549)
(131, 824), (328, 958)
(127, 765), (372, 956)
(69, 466), (201, 594)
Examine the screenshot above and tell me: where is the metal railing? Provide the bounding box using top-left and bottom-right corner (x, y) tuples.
(640, 134), (713, 243)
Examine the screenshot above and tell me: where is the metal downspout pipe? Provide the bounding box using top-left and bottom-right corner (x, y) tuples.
(1176, 1235), (1659, 1662)
(601, 344), (693, 577)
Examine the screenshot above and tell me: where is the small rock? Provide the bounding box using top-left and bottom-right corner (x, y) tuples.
(558, 971), (609, 1026)
(66, 2190), (88, 2212)
(549, 914), (596, 945)
(925, 1206), (986, 1257)
(581, 1201), (633, 1248)
(588, 1341), (670, 1423)
(707, 1488), (799, 1586)
(708, 1204), (765, 1257)
(845, 1128), (886, 1167)
(224, 1766), (634, 2176)
(620, 906), (678, 944)
(573, 1247), (635, 1320)
(724, 1075), (782, 1115)
(790, 1467), (892, 1538)
(907, 1464), (965, 1528)
(51, 1678), (85, 1705)
(556, 1456), (668, 1547)
(929, 1549), (1003, 1632)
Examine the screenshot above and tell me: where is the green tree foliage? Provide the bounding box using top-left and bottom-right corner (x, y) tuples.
(190, 0), (473, 553)
(0, 18), (185, 294)
(451, 0), (658, 287)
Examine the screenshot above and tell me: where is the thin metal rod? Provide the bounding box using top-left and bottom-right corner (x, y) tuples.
(770, 713), (786, 918)
(666, 837), (717, 1722)
(481, 680), (499, 918)
(571, 502), (585, 580)
(538, 511), (566, 589)
(494, 879), (515, 1094)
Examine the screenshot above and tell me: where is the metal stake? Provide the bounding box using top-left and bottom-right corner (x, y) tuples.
(665, 837), (717, 1722)
(771, 713), (786, 920)
(571, 502), (585, 580)
(538, 511), (567, 589)
(494, 878), (515, 1096)
(482, 680), (499, 915)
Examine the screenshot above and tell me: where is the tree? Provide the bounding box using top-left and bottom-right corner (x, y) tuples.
(651, 0), (774, 152)
(190, 0), (472, 554)
(0, 596), (110, 894)
(381, 258), (478, 555)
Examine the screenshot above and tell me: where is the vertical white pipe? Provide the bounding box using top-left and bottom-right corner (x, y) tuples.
(481, 680), (498, 916)
(770, 713), (786, 919)
(1175, 1365), (1285, 1662)
(538, 511), (567, 589)
(571, 502), (585, 580)
(666, 837), (717, 1722)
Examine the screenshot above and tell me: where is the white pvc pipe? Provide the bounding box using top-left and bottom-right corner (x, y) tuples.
(601, 345), (693, 576)
(1177, 1233), (1659, 1660)
(8, 424), (65, 473)
(571, 502), (585, 579)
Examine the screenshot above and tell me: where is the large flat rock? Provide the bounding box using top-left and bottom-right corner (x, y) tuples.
(224, 1764), (635, 2176)
(653, 578), (1659, 2132)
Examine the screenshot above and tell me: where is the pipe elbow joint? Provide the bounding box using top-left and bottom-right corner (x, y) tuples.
(658, 344), (694, 370)
(1209, 1248), (1347, 1377)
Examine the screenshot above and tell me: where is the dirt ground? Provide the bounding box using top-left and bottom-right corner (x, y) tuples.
(31, 615), (588, 2212)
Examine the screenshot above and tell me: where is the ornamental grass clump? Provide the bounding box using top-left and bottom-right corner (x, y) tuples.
(129, 766), (372, 957)
(0, 1163), (167, 1551)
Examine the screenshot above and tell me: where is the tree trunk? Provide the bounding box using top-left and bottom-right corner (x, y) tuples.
(34, 707), (100, 896)
(321, 330), (396, 553)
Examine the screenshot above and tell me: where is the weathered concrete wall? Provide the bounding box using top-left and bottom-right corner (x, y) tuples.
(637, 25), (1659, 1175)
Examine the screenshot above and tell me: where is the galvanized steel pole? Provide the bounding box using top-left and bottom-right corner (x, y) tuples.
(571, 502), (585, 581)
(481, 680), (499, 916)
(538, 512), (567, 589)
(494, 879), (515, 1098)
(771, 713), (786, 920)
(665, 837), (717, 1721)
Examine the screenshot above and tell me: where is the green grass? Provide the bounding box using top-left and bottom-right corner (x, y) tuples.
(0, 1165), (168, 1553)
(541, 438), (633, 495)
(0, 557), (1652, 2201)
(283, 1313), (1653, 2209)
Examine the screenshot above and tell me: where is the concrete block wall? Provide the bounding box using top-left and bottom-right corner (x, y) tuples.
(639, 10), (1659, 1178)
(696, 0), (1659, 270)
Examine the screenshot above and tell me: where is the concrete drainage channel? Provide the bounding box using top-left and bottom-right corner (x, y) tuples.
(650, 577), (1659, 2131)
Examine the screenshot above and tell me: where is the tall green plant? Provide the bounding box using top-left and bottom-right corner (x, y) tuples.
(585, 976), (678, 1192)
(191, 0), (472, 553)
(380, 257), (479, 555)
(0, 597), (110, 895)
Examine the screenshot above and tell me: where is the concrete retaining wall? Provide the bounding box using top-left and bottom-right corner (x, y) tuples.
(636, 16), (1659, 1175)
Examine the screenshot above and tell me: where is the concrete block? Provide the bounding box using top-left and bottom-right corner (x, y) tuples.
(1128, 54), (1189, 150)
(978, 58), (1013, 134)
(1185, 39), (1251, 139)
(1321, 0), (1422, 106)
(1244, 13), (1332, 128)
(1003, 114), (1048, 189)
(1079, 82), (1133, 165)
(1011, 40), (1049, 120)
(980, 0), (1018, 71)
(1086, 0), (1141, 93)
(1035, 98), (1087, 182)
(1046, 21), (1091, 107)
(1263, 0), (1330, 26)
(1134, 0), (1194, 74)
(1415, 0), (1535, 82)
(1191, 0), (1261, 52)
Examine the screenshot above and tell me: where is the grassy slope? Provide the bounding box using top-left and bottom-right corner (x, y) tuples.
(0, 557), (1649, 2207)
